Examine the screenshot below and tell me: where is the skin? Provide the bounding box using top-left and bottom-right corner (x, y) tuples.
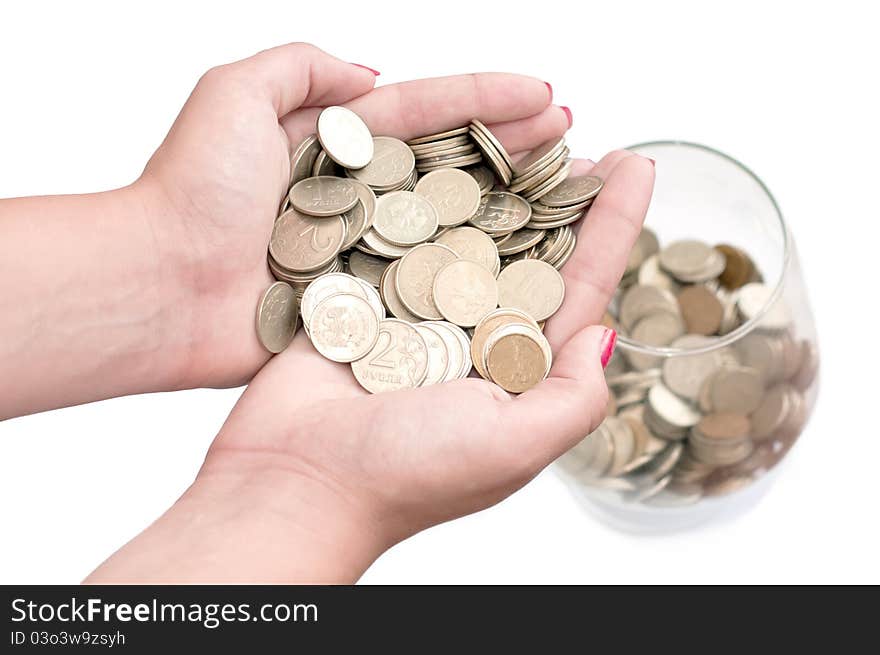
(0, 43), (654, 583)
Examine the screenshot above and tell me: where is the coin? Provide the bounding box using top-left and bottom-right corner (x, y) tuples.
(270, 209), (345, 272)
(661, 335), (728, 401)
(706, 365), (764, 414)
(347, 250), (389, 287)
(346, 136), (414, 189)
(360, 228), (413, 259)
(659, 240), (726, 282)
(468, 191), (532, 235)
(308, 293), (379, 363)
(497, 259), (565, 321)
(618, 284), (679, 331)
(471, 308), (540, 379)
(466, 165), (496, 194)
(715, 244), (755, 290)
(290, 134), (322, 185)
(538, 175), (603, 207)
(372, 191), (439, 246)
(434, 226), (500, 274)
(495, 228), (545, 257)
(256, 281), (300, 353)
(648, 382), (701, 429)
(406, 126), (470, 145)
(379, 259), (419, 322)
(421, 321), (467, 381)
(316, 106), (374, 170)
(415, 323), (451, 386)
(351, 319), (429, 393)
(433, 259), (499, 327)
(395, 243), (459, 320)
(484, 323), (550, 393)
(414, 168), (482, 227)
(289, 176), (359, 217)
(677, 285), (724, 335)
(736, 282), (791, 330)
(300, 272), (369, 328)
(512, 136), (566, 179)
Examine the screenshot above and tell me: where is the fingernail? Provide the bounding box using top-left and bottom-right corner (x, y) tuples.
(544, 82), (553, 101)
(561, 106), (573, 128)
(351, 63), (380, 76)
(600, 329), (617, 369)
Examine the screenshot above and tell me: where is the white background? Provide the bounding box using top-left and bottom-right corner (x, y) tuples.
(1, 0), (877, 583)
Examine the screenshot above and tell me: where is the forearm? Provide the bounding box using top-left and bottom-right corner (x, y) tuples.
(84, 463), (388, 584)
(0, 182), (193, 418)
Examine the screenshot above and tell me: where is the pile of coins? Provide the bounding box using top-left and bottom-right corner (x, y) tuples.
(558, 227), (819, 505)
(257, 106), (604, 395)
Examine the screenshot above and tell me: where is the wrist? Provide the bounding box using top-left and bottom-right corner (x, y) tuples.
(87, 452), (391, 584)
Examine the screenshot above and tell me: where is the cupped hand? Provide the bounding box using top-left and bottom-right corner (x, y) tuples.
(90, 45), (652, 583)
(141, 42), (568, 388)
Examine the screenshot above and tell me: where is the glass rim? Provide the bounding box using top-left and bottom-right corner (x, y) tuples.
(615, 140), (792, 358)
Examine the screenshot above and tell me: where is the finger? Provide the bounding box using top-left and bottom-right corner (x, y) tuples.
(499, 325), (614, 468)
(484, 105), (571, 156)
(280, 73), (552, 144)
(223, 42), (378, 117)
(543, 152), (654, 350)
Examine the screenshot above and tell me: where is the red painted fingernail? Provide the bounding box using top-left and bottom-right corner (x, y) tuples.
(561, 106), (573, 128)
(544, 82), (553, 101)
(600, 329), (617, 369)
(351, 63), (380, 76)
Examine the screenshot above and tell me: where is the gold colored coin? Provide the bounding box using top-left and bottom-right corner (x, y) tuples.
(484, 323), (550, 393)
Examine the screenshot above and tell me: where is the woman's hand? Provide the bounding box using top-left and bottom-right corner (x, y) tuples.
(88, 149), (653, 583)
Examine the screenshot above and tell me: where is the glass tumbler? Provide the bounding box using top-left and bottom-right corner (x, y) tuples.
(555, 141), (820, 532)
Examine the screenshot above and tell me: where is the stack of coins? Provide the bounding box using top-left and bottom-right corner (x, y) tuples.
(408, 126), (481, 173)
(558, 227), (819, 505)
(257, 105), (604, 395)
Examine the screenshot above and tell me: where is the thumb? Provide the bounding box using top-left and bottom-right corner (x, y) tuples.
(500, 325), (616, 466)
(223, 42), (378, 117)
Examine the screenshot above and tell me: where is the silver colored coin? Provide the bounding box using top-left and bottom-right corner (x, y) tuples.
(308, 293), (379, 363)
(289, 134), (322, 185)
(270, 209), (345, 273)
(347, 249), (389, 287)
(406, 126), (470, 146)
(379, 259), (420, 323)
(415, 323), (451, 386)
(300, 272), (369, 329)
(661, 335), (730, 401)
(256, 281), (300, 354)
(469, 191), (532, 234)
(434, 226), (500, 274)
(648, 382), (701, 429)
(316, 106), (374, 170)
(360, 228), (413, 259)
(496, 228), (545, 256)
(351, 319), (429, 393)
(539, 175), (603, 207)
(618, 284), (679, 332)
(373, 191), (439, 246)
(512, 136), (567, 179)
(289, 176), (359, 217)
(348, 137), (415, 189)
(420, 320), (468, 381)
(415, 168), (482, 227)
